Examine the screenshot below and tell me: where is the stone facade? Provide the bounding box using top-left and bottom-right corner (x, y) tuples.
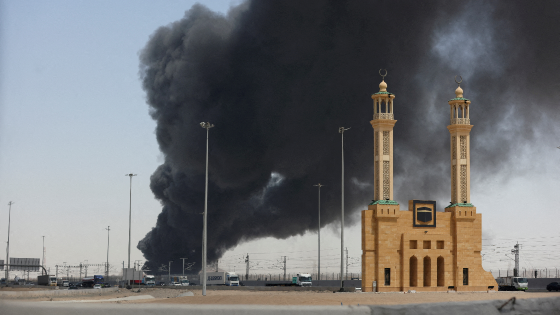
(361, 201), (497, 292)
(361, 78), (497, 292)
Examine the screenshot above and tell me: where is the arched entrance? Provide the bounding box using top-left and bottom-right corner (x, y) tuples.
(437, 256), (445, 287)
(423, 256), (431, 287)
(409, 256), (417, 287)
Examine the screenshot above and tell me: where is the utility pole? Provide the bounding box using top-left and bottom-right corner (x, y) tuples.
(125, 173), (137, 269)
(512, 242), (520, 277)
(345, 247), (349, 280)
(79, 263), (82, 280)
(42, 236), (45, 275)
(200, 121), (214, 297)
(5, 201), (14, 281)
(180, 258), (188, 277)
(339, 127), (350, 289)
(282, 256), (287, 281)
(168, 261), (173, 283)
(105, 226), (110, 278)
(56, 265), (58, 278)
(245, 254), (249, 281)
(313, 183), (324, 281)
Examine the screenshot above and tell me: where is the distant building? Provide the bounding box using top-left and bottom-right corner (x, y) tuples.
(361, 76), (497, 292)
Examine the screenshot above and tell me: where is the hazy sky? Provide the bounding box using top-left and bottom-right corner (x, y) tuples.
(1, 0), (559, 279)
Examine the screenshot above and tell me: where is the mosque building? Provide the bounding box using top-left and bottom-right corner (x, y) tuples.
(361, 74), (498, 292)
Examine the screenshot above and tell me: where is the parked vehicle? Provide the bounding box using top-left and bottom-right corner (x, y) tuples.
(205, 272), (240, 286)
(37, 275), (58, 286)
(180, 276), (190, 286)
(143, 275), (156, 286)
(496, 277), (528, 291)
(265, 273), (312, 287)
(546, 282), (560, 291)
(93, 284), (102, 289)
(157, 282), (166, 286)
(226, 272), (239, 286)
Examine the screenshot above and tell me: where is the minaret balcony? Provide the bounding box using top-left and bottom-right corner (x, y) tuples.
(450, 118), (470, 125)
(374, 113), (394, 120)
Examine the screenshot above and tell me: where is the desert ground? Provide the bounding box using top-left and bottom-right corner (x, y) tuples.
(2, 287), (560, 306)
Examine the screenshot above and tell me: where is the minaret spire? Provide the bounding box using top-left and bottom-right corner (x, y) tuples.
(370, 69), (397, 202)
(447, 76), (473, 205)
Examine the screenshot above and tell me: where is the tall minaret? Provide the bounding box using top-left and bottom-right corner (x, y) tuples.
(447, 77), (473, 205)
(371, 70), (396, 201)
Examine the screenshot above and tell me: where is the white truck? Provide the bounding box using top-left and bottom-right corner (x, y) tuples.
(180, 276), (190, 286)
(205, 271), (239, 286)
(143, 275), (156, 286)
(496, 276), (528, 291)
(294, 273), (312, 287)
(226, 272), (240, 286)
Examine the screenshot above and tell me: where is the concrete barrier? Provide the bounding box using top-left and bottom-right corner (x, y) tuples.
(0, 287), (118, 298)
(1, 296), (559, 315)
(181, 285), (353, 292)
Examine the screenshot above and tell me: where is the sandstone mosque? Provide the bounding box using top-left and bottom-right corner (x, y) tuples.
(361, 72), (498, 292)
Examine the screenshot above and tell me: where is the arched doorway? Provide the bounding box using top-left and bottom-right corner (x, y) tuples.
(437, 256), (445, 287)
(409, 256), (417, 287)
(423, 256), (431, 287)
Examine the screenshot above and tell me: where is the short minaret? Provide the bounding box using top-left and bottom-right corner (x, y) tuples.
(447, 77), (473, 205)
(371, 70), (397, 201)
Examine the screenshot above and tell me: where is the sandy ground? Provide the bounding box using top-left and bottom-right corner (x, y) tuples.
(3, 287), (560, 306)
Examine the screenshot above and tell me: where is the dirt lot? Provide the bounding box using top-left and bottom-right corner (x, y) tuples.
(3, 287), (560, 306)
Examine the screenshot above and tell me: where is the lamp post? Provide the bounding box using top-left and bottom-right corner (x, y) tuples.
(180, 258), (188, 277)
(313, 183), (324, 281)
(5, 201), (14, 281)
(200, 122), (214, 296)
(105, 226), (110, 278)
(168, 261), (173, 284)
(41, 236), (45, 275)
(339, 127), (350, 288)
(125, 173), (137, 269)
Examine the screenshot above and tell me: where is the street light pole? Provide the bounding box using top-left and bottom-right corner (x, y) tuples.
(200, 122), (214, 297)
(313, 183), (324, 281)
(125, 173), (137, 269)
(42, 236), (45, 275)
(5, 201), (14, 281)
(168, 261), (173, 284)
(105, 226), (110, 278)
(180, 258), (188, 277)
(339, 127), (350, 289)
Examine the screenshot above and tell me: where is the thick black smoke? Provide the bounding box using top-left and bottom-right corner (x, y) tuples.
(137, 0), (560, 274)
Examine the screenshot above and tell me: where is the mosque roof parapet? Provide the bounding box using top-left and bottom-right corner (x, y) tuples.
(445, 202), (474, 208)
(369, 199), (399, 205)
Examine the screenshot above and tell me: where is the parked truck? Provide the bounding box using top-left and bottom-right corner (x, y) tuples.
(496, 276), (528, 291)
(37, 275), (58, 286)
(225, 272), (240, 286)
(204, 271), (239, 286)
(265, 273), (312, 287)
(143, 275), (156, 286)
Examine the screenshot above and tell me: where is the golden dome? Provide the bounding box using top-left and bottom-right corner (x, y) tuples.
(379, 80), (387, 92)
(455, 86), (463, 98)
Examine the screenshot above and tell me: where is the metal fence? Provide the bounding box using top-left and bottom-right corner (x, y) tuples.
(490, 268), (560, 278)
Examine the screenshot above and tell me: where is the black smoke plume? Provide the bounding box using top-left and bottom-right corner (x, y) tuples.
(137, 0), (560, 274)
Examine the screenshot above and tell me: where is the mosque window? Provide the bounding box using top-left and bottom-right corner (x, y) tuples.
(384, 268), (391, 285)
